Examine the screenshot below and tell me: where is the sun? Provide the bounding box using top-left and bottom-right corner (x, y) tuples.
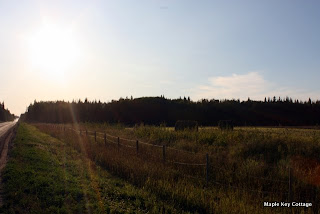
(27, 21), (79, 83)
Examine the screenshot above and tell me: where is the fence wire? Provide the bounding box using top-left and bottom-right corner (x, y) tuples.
(46, 124), (292, 197)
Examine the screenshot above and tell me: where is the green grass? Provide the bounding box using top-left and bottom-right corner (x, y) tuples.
(0, 123), (185, 213)
(1, 123), (93, 213)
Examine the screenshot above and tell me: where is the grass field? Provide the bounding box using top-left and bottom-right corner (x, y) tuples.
(0, 123), (186, 213)
(29, 123), (320, 213)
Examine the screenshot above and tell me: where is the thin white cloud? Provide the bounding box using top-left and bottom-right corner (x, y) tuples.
(191, 72), (320, 101)
(159, 80), (174, 85)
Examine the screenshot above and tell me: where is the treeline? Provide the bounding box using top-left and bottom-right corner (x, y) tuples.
(22, 96), (320, 126)
(0, 102), (15, 122)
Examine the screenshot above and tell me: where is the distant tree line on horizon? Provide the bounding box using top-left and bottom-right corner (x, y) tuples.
(0, 102), (15, 122)
(21, 96), (320, 126)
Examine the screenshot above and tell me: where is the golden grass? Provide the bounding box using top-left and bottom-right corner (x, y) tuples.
(33, 123), (320, 213)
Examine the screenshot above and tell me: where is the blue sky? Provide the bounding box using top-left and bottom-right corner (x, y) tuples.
(0, 0), (319, 115)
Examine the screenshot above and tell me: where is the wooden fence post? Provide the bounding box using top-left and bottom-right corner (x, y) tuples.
(312, 186), (319, 213)
(104, 133), (106, 146)
(206, 153), (209, 187)
(162, 145), (166, 163)
(94, 131), (97, 142)
(288, 167), (292, 201)
(136, 140), (139, 155)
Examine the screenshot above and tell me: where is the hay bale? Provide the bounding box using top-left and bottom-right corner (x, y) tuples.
(175, 120), (198, 131)
(134, 122), (144, 130)
(218, 120), (234, 130)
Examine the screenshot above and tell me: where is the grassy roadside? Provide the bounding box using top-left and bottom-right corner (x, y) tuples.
(0, 123), (184, 213)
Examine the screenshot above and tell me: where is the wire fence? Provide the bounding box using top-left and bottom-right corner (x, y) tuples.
(45, 124), (293, 198)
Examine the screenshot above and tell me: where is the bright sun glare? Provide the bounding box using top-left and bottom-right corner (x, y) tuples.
(27, 21), (79, 83)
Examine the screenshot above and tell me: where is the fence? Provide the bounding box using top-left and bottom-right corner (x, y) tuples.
(47, 124), (293, 200)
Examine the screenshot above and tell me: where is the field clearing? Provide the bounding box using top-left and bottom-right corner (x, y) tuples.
(72, 123), (320, 154)
(31, 123), (320, 213)
(125, 126), (320, 131)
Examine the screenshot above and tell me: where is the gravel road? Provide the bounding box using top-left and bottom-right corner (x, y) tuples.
(0, 120), (17, 206)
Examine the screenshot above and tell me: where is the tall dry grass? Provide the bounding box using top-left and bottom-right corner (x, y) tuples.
(33, 123), (320, 213)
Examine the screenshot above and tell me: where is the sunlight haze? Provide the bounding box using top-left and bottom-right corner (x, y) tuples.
(0, 0), (320, 115)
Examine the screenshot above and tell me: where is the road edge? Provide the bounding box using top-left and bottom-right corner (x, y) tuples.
(0, 122), (19, 207)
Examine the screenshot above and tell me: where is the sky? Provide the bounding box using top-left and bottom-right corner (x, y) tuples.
(0, 0), (320, 115)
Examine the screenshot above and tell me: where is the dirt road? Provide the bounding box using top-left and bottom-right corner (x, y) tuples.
(0, 120), (16, 165)
(0, 120), (17, 206)
(0, 121), (16, 139)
